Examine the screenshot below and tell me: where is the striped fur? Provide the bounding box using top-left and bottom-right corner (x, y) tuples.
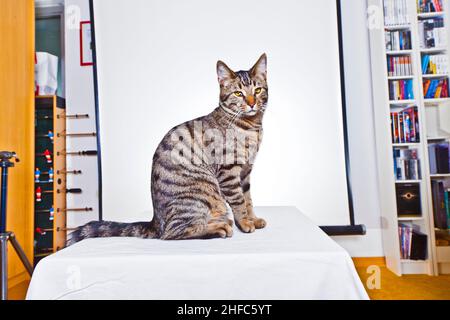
(68, 54), (268, 245)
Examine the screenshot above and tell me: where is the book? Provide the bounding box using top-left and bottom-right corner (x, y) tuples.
(444, 189), (450, 228)
(398, 223), (428, 260)
(431, 180), (449, 229)
(428, 142), (450, 174)
(389, 79), (414, 100)
(387, 55), (413, 76)
(422, 54), (431, 74)
(410, 230), (428, 260)
(398, 224), (413, 259)
(422, 54), (448, 75)
(436, 143), (450, 173)
(390, 106), (420, 143)
(423, 78), (449, 99)
(393, 148), (421, 180)
(396, 183), (422, 216)
(417, 0), (444, 13)
(385, 30), (412, 51)
(429, 144), (438, 174)
(384, 0), (410, 26)
(418, 17), (447, 49)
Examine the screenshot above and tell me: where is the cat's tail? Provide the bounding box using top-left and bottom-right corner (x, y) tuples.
(66, 220), (157, 246)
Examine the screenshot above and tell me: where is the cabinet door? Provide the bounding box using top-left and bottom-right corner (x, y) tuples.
(0, 0), (35, 288)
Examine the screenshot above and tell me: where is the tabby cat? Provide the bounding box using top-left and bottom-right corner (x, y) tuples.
(68, 54), (268, 244)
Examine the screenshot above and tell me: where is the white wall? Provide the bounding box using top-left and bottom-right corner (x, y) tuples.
(60, 0), (383, 257)
(64, 0), (99, 227)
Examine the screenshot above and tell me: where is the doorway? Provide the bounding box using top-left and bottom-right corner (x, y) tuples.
(35, 4), (65, 97)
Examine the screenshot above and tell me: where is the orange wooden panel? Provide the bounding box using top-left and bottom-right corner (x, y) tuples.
(0, 0), (35, 286)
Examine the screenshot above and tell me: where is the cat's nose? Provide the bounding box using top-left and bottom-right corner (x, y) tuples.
(246, 95), (256, 108)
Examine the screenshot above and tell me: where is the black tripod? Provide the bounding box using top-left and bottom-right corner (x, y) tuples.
(0, 151), (33, 300)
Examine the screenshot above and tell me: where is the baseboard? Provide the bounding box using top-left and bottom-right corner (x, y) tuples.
(332, 228), (384, 257)
(438, 263), (450, 274)
(352, 257), (386, 267)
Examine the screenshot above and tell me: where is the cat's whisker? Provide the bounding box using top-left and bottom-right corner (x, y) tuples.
(226, 109), (239, 127)
(228, 110), (242, 128)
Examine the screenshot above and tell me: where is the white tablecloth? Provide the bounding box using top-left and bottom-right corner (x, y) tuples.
(27, 207), (369, 300)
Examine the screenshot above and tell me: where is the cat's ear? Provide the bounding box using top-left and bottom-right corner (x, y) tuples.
(250, 53), (267, 78)
(217, 60), (236, 85)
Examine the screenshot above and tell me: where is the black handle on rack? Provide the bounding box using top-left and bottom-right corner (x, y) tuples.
(66, 188), (82, 194)
(58, 188), (82, 194)
(82, 150), (98, 156)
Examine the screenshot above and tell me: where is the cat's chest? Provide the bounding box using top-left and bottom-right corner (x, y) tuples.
(230, 126), (263, 144)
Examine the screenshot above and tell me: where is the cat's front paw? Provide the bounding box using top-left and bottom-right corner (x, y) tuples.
(253, 218), (267, 229)
(236, 218), (256, 233)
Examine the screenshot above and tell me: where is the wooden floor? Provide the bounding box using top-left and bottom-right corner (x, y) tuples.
(9, 261), (450, 300)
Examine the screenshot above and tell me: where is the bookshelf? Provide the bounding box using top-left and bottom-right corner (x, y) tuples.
(369, 0), (450, 275)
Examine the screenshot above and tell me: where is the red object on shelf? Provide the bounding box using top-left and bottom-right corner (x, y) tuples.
(36, 186), (42, 202)
(35, 227), (45, 235)
(44, 149), (52, 163)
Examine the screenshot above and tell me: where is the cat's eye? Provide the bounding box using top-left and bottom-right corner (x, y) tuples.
(255, 88), (262, 94)
(234, 91), (243, 97)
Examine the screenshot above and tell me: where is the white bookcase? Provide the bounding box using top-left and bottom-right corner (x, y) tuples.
(369, 0), (450, 275)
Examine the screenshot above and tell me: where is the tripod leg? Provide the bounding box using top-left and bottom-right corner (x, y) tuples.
(0, 233), (8, 300)
(9, 233), (33, 276)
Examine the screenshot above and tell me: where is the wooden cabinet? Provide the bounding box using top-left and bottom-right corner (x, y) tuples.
(0, 0), (35, 288)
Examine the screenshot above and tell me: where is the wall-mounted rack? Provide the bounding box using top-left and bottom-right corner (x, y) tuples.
(34, 96), (67, 265)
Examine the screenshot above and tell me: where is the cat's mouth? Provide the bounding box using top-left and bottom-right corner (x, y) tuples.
(245, 109), (258, 116)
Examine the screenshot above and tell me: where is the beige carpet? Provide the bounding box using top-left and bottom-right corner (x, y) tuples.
(356, 266), (450, 300)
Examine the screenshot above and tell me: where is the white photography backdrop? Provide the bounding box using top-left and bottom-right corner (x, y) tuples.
(92, 0), (351, 226)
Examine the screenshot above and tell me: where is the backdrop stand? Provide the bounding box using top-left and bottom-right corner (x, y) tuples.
(0, 151), (33, 300)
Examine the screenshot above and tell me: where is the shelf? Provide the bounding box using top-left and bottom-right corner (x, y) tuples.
(427, 136), (450, 141)
(422, 74), (449, 79)
(386, 50), (413, 55)
(420, 47), (447, 54)
(392, 143), (421, 147)
(401, 259), (430, 274)
(424, 98), (450, 104)
(388, 75), (414, 80)
(389, 99), (416, 105)
(436, 246), (450, 263)
(385, 24), (411, 30)
(430, 174), (450, 179)
(398, 216), (424, 221)
(396, 180), (422, 184)
(401, 259), (428, 263)
(417, 12), (446, 19)
(368, 0), (450, 276)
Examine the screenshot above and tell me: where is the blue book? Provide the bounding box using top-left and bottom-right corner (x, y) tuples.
(445, 190), (450, 228)
(407, 80), (414, 99)
(422, 55), (430, 74)
(426, 80), (438, 99)
(431, 80), (440, 98)
(425, 80), (432, 99)
(400, 32), (403, 50)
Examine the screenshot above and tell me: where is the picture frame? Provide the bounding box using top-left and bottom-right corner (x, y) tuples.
(80, 21), (93, 66)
